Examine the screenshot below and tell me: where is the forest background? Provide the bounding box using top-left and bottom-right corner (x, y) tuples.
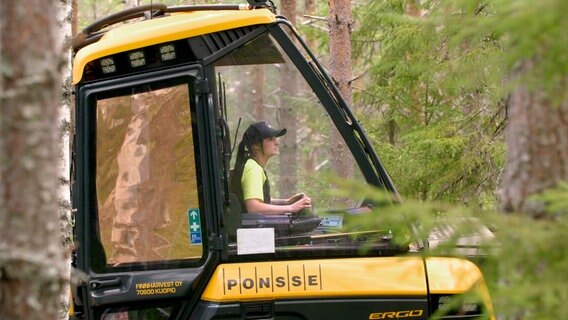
(1, 0), (567, 319)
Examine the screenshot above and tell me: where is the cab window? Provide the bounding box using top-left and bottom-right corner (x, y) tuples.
(93, 81), (203, 269)
(216, 32), (393, 258)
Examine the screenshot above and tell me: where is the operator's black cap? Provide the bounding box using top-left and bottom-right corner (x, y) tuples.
(252, 121), (287, 138)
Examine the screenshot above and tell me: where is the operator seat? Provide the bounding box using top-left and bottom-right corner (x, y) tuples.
(223, 193), (243, 242)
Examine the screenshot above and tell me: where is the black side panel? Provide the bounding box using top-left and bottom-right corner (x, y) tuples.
(190, 298), (429, 320)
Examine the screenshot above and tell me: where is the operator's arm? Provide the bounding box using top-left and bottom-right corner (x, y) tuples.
(271, 193), (311, 206)
(245, 197), (311, 215)
(270, 198), (288, 205)
(242, 160), (311, 214)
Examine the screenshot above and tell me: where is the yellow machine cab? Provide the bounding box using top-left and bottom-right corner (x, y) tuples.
(69, 1), (495, 319)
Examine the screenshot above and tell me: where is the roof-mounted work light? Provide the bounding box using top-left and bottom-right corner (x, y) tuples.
(159, 44), (176, 62)
(128, 50), (146, 68)
(100, 57), (116, 74)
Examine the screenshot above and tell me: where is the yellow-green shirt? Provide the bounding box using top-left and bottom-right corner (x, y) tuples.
(241, 158), (267, 202)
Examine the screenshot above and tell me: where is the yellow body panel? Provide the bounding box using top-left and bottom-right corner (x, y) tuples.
(72, 8), (276, 84)
(427, 258), (496, 319)
(201, 257), (485, 303)
(204, 257), (420, 302)
(426, 257), (484, 294)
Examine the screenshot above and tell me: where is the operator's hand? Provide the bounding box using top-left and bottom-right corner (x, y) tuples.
(289, 194), (312, 213)
(288, 193), (308, 204)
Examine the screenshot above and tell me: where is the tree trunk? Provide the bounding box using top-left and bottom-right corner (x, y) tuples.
(278, 0), (298, 198)
(71, 0), (78, 37)
(305, 0), (316, 16)
(328, 0), (354, 179)
(500, 60), (568, 216)
(0, 1), (67, 319)
(58, 0), (74, 318)
(252, 66), (266, 120)
(304, 0), (317, 49)
(91, 0), (97, 21)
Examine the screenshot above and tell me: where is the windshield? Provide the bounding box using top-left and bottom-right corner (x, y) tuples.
(215, 30), (404, 259)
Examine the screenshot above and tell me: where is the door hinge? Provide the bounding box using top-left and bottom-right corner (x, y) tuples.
(209, 234), (224, 251)
(196, 79), (210, 94)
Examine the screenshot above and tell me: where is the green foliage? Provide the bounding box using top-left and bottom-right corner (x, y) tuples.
(329, 179), (488, 250)
(351, 0), (566, 207)
(481, 213), (568, 319)
(474, 183), (568, 320)
(372, 123), (505, 204)
(529, 181), (568, 217)
(352, 0), (508, 206)
(349, 2), (568, 318)
(333, 180), (568, 319)
(446, 0), (568, 104)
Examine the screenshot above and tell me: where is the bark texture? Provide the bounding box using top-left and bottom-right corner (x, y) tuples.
(278, 0), (299, 197)
(58, 2), (74, 319)
(304, 0), (317, 49)
(500, 60), (568, 215)
(252, 66), (266, 120)
(328, 0), (354, 178)
(0, 1), (67, 319)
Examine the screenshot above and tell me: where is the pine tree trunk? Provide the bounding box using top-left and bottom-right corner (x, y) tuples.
(0, 1), (67, 319)
(500, 60), (568, 216)
(252, 66), (266, 120)
(328, 0), (354, 179)
(304, 0), (317, 49)
(301, 0), (319, 173)
(279, 0), (298, 197)
(71, 0), (78, 37)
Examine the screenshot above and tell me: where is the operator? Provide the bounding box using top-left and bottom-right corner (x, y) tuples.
(230, 121), (312, 214)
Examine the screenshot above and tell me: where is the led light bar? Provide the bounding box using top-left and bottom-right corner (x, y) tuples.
(128, 50), (146, 68)
(159, 44), (176, 62)
(100, 57), (116, 74)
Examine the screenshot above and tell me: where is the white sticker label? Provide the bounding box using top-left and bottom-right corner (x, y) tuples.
(236, 228), (275, 255)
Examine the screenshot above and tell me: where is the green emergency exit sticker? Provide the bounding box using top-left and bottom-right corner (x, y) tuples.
(188, 208), (202, 245)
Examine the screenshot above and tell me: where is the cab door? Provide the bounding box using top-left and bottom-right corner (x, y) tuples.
(73, 67), (221, 319)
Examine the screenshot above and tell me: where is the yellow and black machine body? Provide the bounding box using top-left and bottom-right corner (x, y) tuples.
(70, 1), (494, 319)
